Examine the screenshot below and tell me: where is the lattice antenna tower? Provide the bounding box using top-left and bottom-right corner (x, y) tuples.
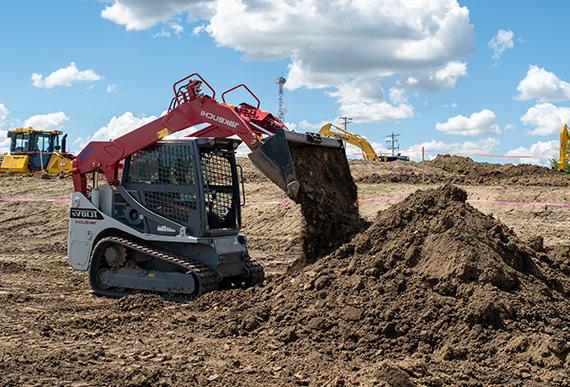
(275, 76), (287, 120)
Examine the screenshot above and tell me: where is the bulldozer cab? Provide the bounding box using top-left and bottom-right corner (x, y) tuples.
(7, 128), (67, 170)
(120, 138), (242, 238)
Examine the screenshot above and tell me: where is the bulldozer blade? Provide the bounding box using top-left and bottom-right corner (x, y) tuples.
(248, 129), (344, 200)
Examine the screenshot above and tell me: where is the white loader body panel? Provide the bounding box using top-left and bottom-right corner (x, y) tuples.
(67, 190), (246, 272)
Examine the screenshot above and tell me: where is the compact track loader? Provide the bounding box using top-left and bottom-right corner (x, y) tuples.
(68, 72), (350, 299)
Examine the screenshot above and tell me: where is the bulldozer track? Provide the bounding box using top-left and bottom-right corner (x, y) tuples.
(89, 236), (220, 299)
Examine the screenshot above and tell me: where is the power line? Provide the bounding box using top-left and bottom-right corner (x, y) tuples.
(338, 116), (353, 131)
(386, 132), (401, 156)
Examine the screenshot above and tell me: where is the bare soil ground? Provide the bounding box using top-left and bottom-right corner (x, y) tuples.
(1, 159), (569, 386)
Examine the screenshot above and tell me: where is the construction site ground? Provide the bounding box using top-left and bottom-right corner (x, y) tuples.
(1, 156), (569, 386)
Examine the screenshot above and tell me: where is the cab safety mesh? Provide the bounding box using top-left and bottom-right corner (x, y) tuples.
(200, 148), (235, 229)
(128, 144), (197, 225)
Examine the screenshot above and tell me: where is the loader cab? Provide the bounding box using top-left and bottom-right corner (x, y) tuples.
(117, 138), (242, 238)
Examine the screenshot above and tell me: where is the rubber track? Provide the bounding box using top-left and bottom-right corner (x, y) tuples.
(90, 236), (220, 298)
(244, 259), (265, 286)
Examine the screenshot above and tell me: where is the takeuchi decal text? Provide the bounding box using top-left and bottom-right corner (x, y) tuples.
(200, 110), (240, 128)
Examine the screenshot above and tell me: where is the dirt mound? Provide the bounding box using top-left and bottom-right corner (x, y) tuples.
(202, 184), (570, 385)
(348, 159), (455, 185)
(289, 143), (366, 263)
(426, 155), (570, 186)
(236, 157), (267, 183)
(3, 174), (570, 385)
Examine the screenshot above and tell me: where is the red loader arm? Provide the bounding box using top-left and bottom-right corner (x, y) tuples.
(72, 73), (286, 195)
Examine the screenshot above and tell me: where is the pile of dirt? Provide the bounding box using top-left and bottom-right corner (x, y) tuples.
(236, 157), (267, 184)
(426, 155), (570, 186)
(350, 159), (454, 185)
(289, 143), (366, 263)
(240, 154), (570, 188)
(201, 184), (570, 385)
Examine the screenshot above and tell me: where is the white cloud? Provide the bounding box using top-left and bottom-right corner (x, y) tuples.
(24, 112), (69, 131)
(435, 109), (501, 136)
(505, 140), (557, 166)
(152, 30), (172, 38)
(170, 22), (184, 36)
(205, 0), (473, 90)
(90, 112), (157, 142)
(0, 103), (8, 127)
(100, 1), (474, 123)
(0, 133), (9, 153)
(405, 137), (500, 161)
(488, 29), (514, 60)
(101, 0), (214, 31)
(0, 103), (9, 152)
(106, 84), (118, 93)
(404, 61), (467, 91)
(31, 62), (103, 89)
(100, 0), (473, 101)
(152, 21), (185, 38)
(192, 24), (206, 36)
(75, 112), (157, 152)
(516, 65), (570, 101)
(329, 80), (413, 123)
(520, 102), (570, 135)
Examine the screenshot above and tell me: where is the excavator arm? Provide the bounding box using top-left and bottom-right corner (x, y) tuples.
(73, 74), (287, 195)
(318, 123), (379, 161)
(560, 123), (569, 171)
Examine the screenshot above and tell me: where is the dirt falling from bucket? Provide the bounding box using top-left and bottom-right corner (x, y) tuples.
(287, 142), (367, 267)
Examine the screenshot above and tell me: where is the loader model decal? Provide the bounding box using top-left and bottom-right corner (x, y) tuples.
(200, 110), (240, 128)
(70, 208), (104, 220)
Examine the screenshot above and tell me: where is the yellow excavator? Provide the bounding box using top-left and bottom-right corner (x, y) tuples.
(0, 127), (74, 174)
(318, 123), (409, 161)
(559, 123), (570, 171)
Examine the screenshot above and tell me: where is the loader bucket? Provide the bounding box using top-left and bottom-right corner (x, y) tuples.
(248, 129), (348, 201)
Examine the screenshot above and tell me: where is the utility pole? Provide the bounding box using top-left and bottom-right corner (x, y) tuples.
(339, 116), (353, 131)
(275, 76), (287, 121)
(386, 132), (401, 156)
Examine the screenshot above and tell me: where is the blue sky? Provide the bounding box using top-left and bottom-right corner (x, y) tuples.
(1, 0), (569, 163)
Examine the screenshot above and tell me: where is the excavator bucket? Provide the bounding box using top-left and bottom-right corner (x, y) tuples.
(248, 129), (348, 200)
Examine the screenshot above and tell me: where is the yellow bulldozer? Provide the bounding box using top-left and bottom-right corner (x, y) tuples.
(0, 127), (74, 174)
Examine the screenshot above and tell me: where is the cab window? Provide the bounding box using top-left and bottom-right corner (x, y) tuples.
(14, 133), (30, 151)
(33, 133), (53, 152)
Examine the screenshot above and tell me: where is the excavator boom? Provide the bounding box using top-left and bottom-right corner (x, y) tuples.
(560, 123), (569, 171)
(318, 123), (379, 161)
